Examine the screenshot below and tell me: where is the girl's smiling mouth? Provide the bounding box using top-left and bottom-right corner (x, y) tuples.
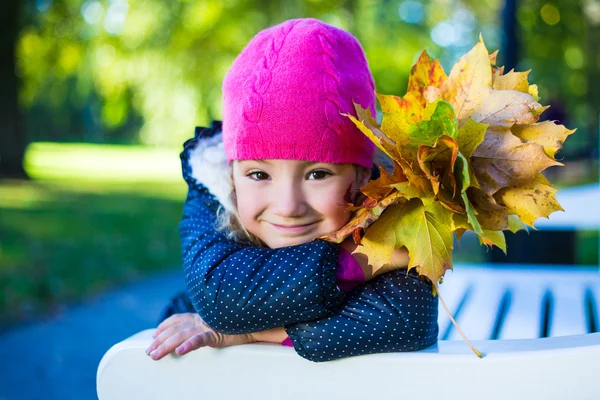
(269, 222), (318, 234)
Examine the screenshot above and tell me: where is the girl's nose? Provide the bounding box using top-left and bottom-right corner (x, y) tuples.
(272, 182), (308, 218)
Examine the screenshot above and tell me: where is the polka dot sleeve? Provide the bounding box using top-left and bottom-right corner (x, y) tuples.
(284, 270), (439, 362)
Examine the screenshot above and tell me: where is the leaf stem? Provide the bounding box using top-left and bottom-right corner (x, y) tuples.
(435, 281), (483, 358)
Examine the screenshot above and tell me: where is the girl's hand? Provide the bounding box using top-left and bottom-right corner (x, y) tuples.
(146, 313), (256, 360)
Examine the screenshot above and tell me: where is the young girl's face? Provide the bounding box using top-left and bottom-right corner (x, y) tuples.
(233, 160), (369, 248)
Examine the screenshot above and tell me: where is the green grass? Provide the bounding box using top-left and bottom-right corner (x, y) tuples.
(0, 143), (187, 326)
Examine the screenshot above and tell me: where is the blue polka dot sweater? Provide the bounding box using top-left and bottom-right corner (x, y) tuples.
(180, 122), (438, 362)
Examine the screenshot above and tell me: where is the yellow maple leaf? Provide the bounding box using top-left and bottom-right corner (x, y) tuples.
(492, 69), (531, 93)
(440, 37), (492, 126)
(346, 105), (400, 161)
(511, 121), (576, 159)
(528, 84), (540, 101)
(406, 50), (447, 107)
(494, 174), (564, 227)
(470, 90), (545, 129)
(352, 202), (405, 275)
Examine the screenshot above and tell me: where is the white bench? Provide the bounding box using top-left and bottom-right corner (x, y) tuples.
(97, 184), (600, 400)
(97, 264), (600, 400)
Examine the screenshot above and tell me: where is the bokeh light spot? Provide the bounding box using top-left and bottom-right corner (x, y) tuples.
(398, 0), (423, 24)
(540, 3), (560, 26)
(96, 44), (116, 68)
(81, 0), (104, 25)
(59, 45), (81, 74)
(567, 73), (587, 96)
(431, 21), (456, 47)
(36, 0), (53, 12)
(105, 0), (129, 35)
(564, 46), (585, 69)
(102, 99), (128, 127)
(517, 6), (536, 28)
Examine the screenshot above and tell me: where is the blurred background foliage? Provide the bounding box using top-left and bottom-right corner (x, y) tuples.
(12, 0), (600, 151)
(1, 0), (599, 326)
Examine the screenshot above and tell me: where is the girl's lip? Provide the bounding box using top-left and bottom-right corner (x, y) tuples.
(270, 222), (316, 233)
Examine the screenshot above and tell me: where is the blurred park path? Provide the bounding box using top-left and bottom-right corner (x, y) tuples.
(0, 270), (184, 400)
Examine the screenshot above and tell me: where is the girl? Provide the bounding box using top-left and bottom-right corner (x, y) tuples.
(147, 18), (438, 362)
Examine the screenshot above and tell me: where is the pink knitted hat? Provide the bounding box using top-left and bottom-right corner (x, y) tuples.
(222, 18), (376, 169)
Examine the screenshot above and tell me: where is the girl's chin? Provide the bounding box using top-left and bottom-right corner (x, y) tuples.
(265, 236), (315, 249)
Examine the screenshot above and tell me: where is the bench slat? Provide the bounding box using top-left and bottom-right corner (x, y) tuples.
(549, 283), (587, 337)
(500, 282), (545, 339)
(446, 280), (506, 340)
(436, 276), (469, 339)
(591, 284), (600, 332)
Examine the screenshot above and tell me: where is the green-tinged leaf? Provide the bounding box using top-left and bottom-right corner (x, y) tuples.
(408, 100), (458, 146)
(462, 192), (483, 237)
(390, 181), (423, 199)
(455, 152), (470, 192)
(391, 198), (454, 282)
(508, 214), (528, 233)
(481, 230), (506, 253)
(457, 119), (488, 159)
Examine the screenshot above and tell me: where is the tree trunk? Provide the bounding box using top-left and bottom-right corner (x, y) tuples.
(500, 0), (518, 71)
(0, 0), (28, 180)
(586, 14), (600, 180)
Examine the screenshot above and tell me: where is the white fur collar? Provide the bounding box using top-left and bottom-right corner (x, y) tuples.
(187, 132), (235, 213)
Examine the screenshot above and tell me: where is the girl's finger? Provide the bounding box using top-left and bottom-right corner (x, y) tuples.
(151, 327), (204, 360)
(176, 332), (214, 355)
(146, 320), (193, 355)
(153, 313), (195, 338)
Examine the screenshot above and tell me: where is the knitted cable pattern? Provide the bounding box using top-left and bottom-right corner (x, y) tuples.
(241, 20), (298, 133)
(317, 29), (344, 139)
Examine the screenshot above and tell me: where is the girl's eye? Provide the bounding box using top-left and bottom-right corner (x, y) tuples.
(247, 171), (270, 181)
(307, 170), (331, 180)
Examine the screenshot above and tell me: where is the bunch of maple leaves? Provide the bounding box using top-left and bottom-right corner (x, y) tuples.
(323, 37), (575, 293)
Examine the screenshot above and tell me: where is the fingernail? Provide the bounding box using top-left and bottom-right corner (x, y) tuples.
(145, 347), (151, 355)
(150, 350), (157, 359)
(176, 346), (183, 354)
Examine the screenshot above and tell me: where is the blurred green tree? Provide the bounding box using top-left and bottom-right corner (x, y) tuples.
(515, 0), (596, 155)
(12, 0), (600, 161)
(14, 0), (438, 147)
